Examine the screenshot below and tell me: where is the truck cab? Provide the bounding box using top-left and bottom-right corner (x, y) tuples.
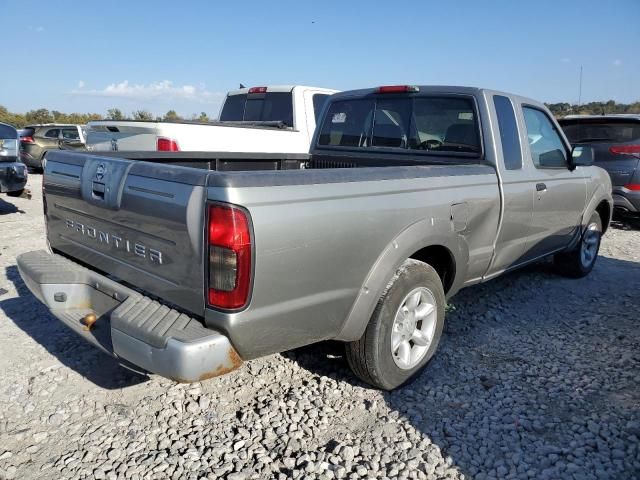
(86, 85), (338, 153)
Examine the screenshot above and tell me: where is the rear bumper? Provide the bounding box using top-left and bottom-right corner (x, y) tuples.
(16, 250), (242, 382)
(20, 151), (42, 169)
(0, 162), (28, 193)
(613, 186), (640, 213)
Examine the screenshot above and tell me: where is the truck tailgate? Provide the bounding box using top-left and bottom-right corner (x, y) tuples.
(44, 151), (209, 315)
(87, 123), (158, 151)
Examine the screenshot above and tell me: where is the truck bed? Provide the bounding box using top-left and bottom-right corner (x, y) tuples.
(43, 150), (498, 360)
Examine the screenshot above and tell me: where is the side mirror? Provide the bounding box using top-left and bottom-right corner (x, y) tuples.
(570, 146), (594, 169)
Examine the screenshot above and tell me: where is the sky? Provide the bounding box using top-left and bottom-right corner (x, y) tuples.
(1, 0), (638, 118)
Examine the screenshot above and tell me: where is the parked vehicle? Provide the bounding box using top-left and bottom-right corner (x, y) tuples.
(86, 85), (337, 153)
(19, 124), (86, 170)
(18, 85), (612, 390)
(0, 122), (28, 196)
(559, 115), (640, 216)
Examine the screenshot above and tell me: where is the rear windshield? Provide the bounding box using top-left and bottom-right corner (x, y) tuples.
(19, 128), (35, 137)
(0, 124), (17, 139)
(219, 92), (294, 126)
(560, 120), (640, 143)
(317, 95), (480, 155)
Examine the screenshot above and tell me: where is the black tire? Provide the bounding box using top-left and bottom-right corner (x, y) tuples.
(6, 189), (24, 197)
(345, 259), (446, 390)
(553, 212), (602, 278)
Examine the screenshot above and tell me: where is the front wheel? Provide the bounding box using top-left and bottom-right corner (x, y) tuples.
(345, 259), (446, 390)
(553, 212), (602, 278)
(6, 189), (24, 197)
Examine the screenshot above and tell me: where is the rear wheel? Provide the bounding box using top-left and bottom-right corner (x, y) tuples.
(554, 212), (602, 278)
(6, 189), (24, 197)
(345, 259), (446, 390)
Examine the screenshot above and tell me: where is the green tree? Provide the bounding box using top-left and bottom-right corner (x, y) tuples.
(132, 110), (154, 121)
(106, 108), (125, 120)
(25, 108), (54, 124)
(198, 112), (209, 122)
(163, 110), (182, 122)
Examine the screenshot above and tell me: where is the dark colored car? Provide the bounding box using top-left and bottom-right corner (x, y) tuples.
(0, 122), (28, 196)
(559, 115), (640, 215)
(19, 124), (86, 170)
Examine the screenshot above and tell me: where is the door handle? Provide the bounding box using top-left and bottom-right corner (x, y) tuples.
(536, 183), (547, 192)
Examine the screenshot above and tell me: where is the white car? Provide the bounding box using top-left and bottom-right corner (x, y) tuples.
(86, 85), (338, 153)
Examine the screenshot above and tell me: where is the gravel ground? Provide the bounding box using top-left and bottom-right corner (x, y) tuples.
(1, 175), (639, 480)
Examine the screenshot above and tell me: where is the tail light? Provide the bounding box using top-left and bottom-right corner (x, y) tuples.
(207, 204), (252, 309)
(376, 85), (419, 94)
(609, 145), (640, 158)
(20, 136), (34, 144)
(624, 184), (640, 191)
(248, 86), (267, 94)
(157, 137), (179, 151)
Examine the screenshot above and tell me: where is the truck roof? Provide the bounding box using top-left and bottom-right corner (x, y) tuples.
(560, 114), (640, 121)
(226, 85), (338, 96)
(25, 123), (84, 128)
(330, 85), (547, 111)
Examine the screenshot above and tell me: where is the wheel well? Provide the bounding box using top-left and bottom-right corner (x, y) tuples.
(596, 201), (611, 234)
(409, 245), (456, 294)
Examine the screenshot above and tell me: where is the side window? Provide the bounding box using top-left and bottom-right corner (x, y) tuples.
(61, 128), (80, 140)
(44, 129), (60, 138)
(409, 97), (480, 153)
(522, 107), (567, 168)
(493, 95), (522, 170)
(372, 98), (412, 148)
(312, 94), (330, 123)
(318, 99), (375, 147)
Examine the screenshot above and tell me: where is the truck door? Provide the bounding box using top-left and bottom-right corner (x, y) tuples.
(520, 106), (587, 259)
(485, 94), (535, 276)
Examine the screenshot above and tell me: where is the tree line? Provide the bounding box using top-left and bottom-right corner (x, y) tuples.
(545, 100), (640, 117)
(2, 101), (639, 129)
(0, 106), (211, 128)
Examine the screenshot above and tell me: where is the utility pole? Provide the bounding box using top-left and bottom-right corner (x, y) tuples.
(578, 65), (583, 106)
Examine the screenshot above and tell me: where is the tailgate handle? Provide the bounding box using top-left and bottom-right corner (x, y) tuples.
(92, 181), (105, 200)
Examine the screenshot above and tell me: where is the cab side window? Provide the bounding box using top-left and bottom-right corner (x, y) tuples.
(522, 107), (567, 168)
(61, 128), (80, 140)
(44, 129), (60, 139)
(493, 95), (522, 170)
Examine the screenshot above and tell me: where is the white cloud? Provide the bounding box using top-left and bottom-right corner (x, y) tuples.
(35, 26), (44, 32)
(77, 80), (85, 88)
(613, 59), (622, 67)
(70, 80), (222, 103)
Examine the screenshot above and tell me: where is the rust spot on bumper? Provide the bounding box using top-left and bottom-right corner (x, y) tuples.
(170, 346), (243, 383)
(197, 346), (243, 381)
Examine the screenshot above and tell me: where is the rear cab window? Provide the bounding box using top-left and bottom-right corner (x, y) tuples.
(0, 124), (18, 139)
(317, 93), (482, 157)
(219, 92), (294, 127)
(560, 119), (640, 144)
(312, 94), (330, 123)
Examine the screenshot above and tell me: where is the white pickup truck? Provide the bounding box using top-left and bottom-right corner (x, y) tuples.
(86, 85), (338, 153)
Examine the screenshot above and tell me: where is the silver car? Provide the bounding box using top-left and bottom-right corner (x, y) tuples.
(0, 122), (28, 196)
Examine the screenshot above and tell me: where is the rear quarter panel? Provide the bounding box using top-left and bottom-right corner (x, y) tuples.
(204, 167), (499, 358)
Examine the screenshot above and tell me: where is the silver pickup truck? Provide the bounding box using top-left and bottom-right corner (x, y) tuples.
(18, 86), (612, 390)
